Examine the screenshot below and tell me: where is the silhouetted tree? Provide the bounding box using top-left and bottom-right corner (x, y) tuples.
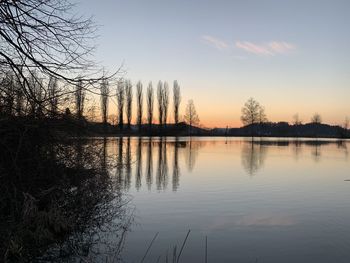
(162, 82), (170, 127)
(173, 80), (181, 125)
(48, 77), (58, 117)
(100, 79), (109, 125)
(1, 72), (15, 116)
(75, 79), (85, 119)
(15, 79), (24, 116)
(125, 80), (133, 130)
(26, 72), (45, 117)
(258, 106), (267, 124)
(0, 0), (117, 111)
(109, 114), (118, 126)
(184, 99), (200, 134)
(311, 113), (322, 124)
(136, 81), (143, 131)
(146, 82), (154, 129)
(116, 81), (125, 130)
(157, 81), (163, 126)
(293, 113), (302, 125)
(344, 117), (349, 130)
(241, 97), (260, 126)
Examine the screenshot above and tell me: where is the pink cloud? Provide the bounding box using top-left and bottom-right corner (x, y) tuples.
(235, 41), (273, 56)
(268, 41), (296, 53)
(201, 35), (229, 50)
(235, 41), (296, 56)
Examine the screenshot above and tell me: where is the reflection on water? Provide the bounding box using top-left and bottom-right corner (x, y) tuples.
(108, 137), (350, 192)
(104, 137), (350, 263)
(241, 140), (268, 176)
(112, 137), (203, 192)
(39, 137), (349, 262)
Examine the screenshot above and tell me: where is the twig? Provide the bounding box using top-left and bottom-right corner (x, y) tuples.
(177, 229), (191, 263)
(140, 232), (159, 263)
(205, 236), (208, 263)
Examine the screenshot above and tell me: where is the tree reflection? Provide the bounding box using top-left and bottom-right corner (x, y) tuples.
(112, 137), (202, 192)
(241, 139), (268, 176)
(116, 138), (124, 186)
(125, 137), (132, 190)
(172, 137), (180, 191)
(135, 137), (142, 190)
(156, 138), (169, 190)
(311, 142), (321, 162)
(146, 137), (153, 190)
(185, 139), (200, 172)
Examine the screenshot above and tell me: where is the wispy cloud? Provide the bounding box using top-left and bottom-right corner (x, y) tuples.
(235, 41), (273, 56)
(235, 41), (296, 56)
(201, 35), (229, 50)
(268, 41), (296, 54)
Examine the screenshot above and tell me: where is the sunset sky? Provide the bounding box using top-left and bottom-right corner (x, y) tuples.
(80, 0), (349, 128)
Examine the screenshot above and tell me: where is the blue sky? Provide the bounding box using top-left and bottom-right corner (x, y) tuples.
(78, 0), (349, 127)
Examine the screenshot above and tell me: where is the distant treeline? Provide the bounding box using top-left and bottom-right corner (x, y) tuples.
(0, 71), (201, 133)
(212, 122), (350, 138)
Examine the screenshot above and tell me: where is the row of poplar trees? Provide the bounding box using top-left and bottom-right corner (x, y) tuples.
(100, 80), (181, 130)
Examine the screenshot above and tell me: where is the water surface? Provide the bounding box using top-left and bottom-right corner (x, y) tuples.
(107, 137), (350, 263)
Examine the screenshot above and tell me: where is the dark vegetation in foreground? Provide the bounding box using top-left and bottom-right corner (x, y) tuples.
(0, 123), (132, 262)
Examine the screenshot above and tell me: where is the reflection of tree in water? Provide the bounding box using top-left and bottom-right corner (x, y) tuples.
(156, 138), (169, 190)
(146, 137), (153, 190)
(172, 137), (180, 191)
(337, 140), (348, 159)
(185, 139), (201, 172)
(112, 137), (203, 192)
(135, 137), (142, 190)
(292, 139), (302, 161)
(241, 140), (268, 176)
(125, 137), (132, 190)
(0, 133), (132, 262)
(116, 138), (124, 186)
(311, 143), (321, 162)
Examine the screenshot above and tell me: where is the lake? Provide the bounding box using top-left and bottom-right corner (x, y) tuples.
(96, 137), (349, 263)
(41, 137), (349, 263)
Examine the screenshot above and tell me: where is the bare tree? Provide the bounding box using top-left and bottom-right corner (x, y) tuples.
(293, 113), (302, 125)
(116, 81), (125, 130)
(136, 81), (143, 131)
(0, 0), (119, 117)
(75, 79), (85, 119)
(258, 106), (267, 124)
(311, 113), (322, 124)
(48, 77), (58, 117)
(344, 117), (349, 130)
(1, 72), (15, 116)
(157, 81), (163, 126)
(100, 79), (109, 125)
(125, 80), (133, 130)
(146, 82), (154, 129)
(173, 80), (181, 125)
(241, 98), (261, 126)
(162, 82), (170, 127)
(26, 72), (45, 117)
(109, 114), (118, 126)
(184, 99), (199, 134)
(15, 79), (24, 116)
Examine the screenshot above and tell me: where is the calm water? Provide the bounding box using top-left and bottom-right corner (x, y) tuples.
(105, 137), (350, 263)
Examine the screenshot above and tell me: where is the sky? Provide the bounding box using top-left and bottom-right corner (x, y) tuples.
(77, 0), (349, 128)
